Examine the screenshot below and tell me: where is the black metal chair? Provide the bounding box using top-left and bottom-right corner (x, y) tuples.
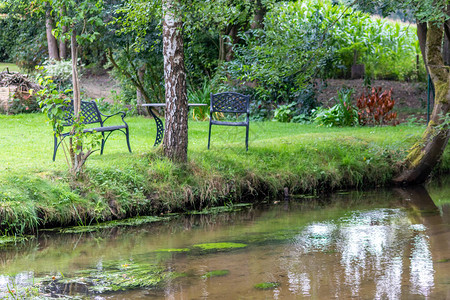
(208, 92), (250, 151)
(53, 100), (131, 161)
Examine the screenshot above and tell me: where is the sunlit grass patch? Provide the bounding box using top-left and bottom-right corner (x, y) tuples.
(0, 62), (20, 72)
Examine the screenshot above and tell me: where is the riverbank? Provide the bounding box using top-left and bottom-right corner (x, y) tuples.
(1, 113), (449, 235)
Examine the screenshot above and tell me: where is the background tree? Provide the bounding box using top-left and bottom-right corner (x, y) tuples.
(108, 5), (164, 107)
(161, 0), (188, 162)
(349, 0), (450, 184)
(33, 0), (105, 175)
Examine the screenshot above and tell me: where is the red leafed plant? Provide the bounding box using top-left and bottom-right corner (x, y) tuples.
(356, 87), (398, 125)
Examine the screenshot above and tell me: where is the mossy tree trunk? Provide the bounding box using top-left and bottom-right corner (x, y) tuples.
(393, 23), (450, 184)
(162, 0), (188, 163)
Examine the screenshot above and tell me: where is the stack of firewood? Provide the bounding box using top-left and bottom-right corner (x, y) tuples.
(0, 71), (41, 92)
(0, 71), (41, 113)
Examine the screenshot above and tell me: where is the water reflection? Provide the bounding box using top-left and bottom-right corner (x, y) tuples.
(283, 209), (418, 299)
(280, 184), (446, 300)
(0, 184), (448, 299)
(410, 233), (434, 297)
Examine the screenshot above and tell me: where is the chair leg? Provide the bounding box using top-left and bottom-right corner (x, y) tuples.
(208, 121), (212, 150)
(245, 123), (249, 151)
(53, 134), (58, 161)
(126, 127), (132, 153)
(100, 132), (105, 155)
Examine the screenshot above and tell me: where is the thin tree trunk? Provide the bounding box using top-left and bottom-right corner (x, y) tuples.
(136, 64), (148, 116)
(70, 29), (84, 174)
(71, 30), (81, 118)
(46, 9), (60, 61)
(218, 32), (225, 62)
(162, 0), (188, 163)
(393, 23), (450, 184)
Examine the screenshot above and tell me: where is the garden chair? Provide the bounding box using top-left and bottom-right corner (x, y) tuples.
(208, 92), (250, 151)
(53, 100), (131, 161)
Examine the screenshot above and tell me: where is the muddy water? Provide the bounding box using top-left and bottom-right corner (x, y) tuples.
(0, 182), (449, 299)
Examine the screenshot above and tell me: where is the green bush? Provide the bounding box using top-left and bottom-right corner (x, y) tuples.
(314, 88), (359, 127)
(273, 103), (296, 123)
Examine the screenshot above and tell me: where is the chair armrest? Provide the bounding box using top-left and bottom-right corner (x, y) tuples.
(99, 111), (127, 124)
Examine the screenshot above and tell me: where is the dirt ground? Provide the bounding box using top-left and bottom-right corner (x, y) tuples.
(81, 73), (120, 103)
(82, 75), (431, 123)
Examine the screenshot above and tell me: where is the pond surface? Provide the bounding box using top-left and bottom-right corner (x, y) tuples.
(0, 180), (449, 299)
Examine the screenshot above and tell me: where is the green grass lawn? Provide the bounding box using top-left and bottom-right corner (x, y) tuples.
(0, 113), (431, 174)
(0, 113), (448, 234)
(0, 62), (20, 73)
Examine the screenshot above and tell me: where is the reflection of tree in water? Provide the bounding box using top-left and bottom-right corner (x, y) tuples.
(282, 185), (443, 299)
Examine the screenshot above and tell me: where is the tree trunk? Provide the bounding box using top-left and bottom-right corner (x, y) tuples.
(59, 25), (68, 60)
(46, 9), (60, 61)
(416, 22), (427, 67)
(136, 64), (148, 116)
(162, 0), (188, 163)
(71, 30), (81, 118)
(219, 32), (225, 62)
(225, 25), (238, 62)
(59, 6), (68, 60)
(444, 6), (450, 66)
(70, 29), (84, 174)
(251, 0), (266, 29)
(393, 23), (450, 185)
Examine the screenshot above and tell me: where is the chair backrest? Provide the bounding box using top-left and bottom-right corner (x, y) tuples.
(210, 92), (250, 114)
(62, 100), (102, 126)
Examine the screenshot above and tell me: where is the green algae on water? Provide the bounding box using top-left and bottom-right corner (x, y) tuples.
(187, 203), (253, 215)
(153, 248), (190, 253)
(192, 242), (247, 252)
(202, 270), (230, 278)
(55, 215), (174, 234)
(41, 260), (176, 295)
(254, 282), (280, 290)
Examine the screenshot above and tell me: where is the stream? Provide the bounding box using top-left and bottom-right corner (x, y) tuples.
(0, 178), (449, 299)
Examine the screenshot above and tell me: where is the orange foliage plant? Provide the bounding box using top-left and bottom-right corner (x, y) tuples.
(356, 87), (398, 125)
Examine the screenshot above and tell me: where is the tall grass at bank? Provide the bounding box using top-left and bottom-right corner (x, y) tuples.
(0, 113), (448, 234)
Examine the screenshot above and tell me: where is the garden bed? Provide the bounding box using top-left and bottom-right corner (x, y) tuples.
(317, 79), (428, 122)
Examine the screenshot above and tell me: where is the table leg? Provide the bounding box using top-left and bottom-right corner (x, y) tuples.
(146, 106), (164, 146)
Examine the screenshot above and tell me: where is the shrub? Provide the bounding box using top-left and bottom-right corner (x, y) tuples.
(356, 87), (398, 125)
(273, 103), (296, 123)
(40, 60), (74, 91)
(8, 92), (40, 114)
(314, 88), (358, 127)
(187, 79), (212, 121)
